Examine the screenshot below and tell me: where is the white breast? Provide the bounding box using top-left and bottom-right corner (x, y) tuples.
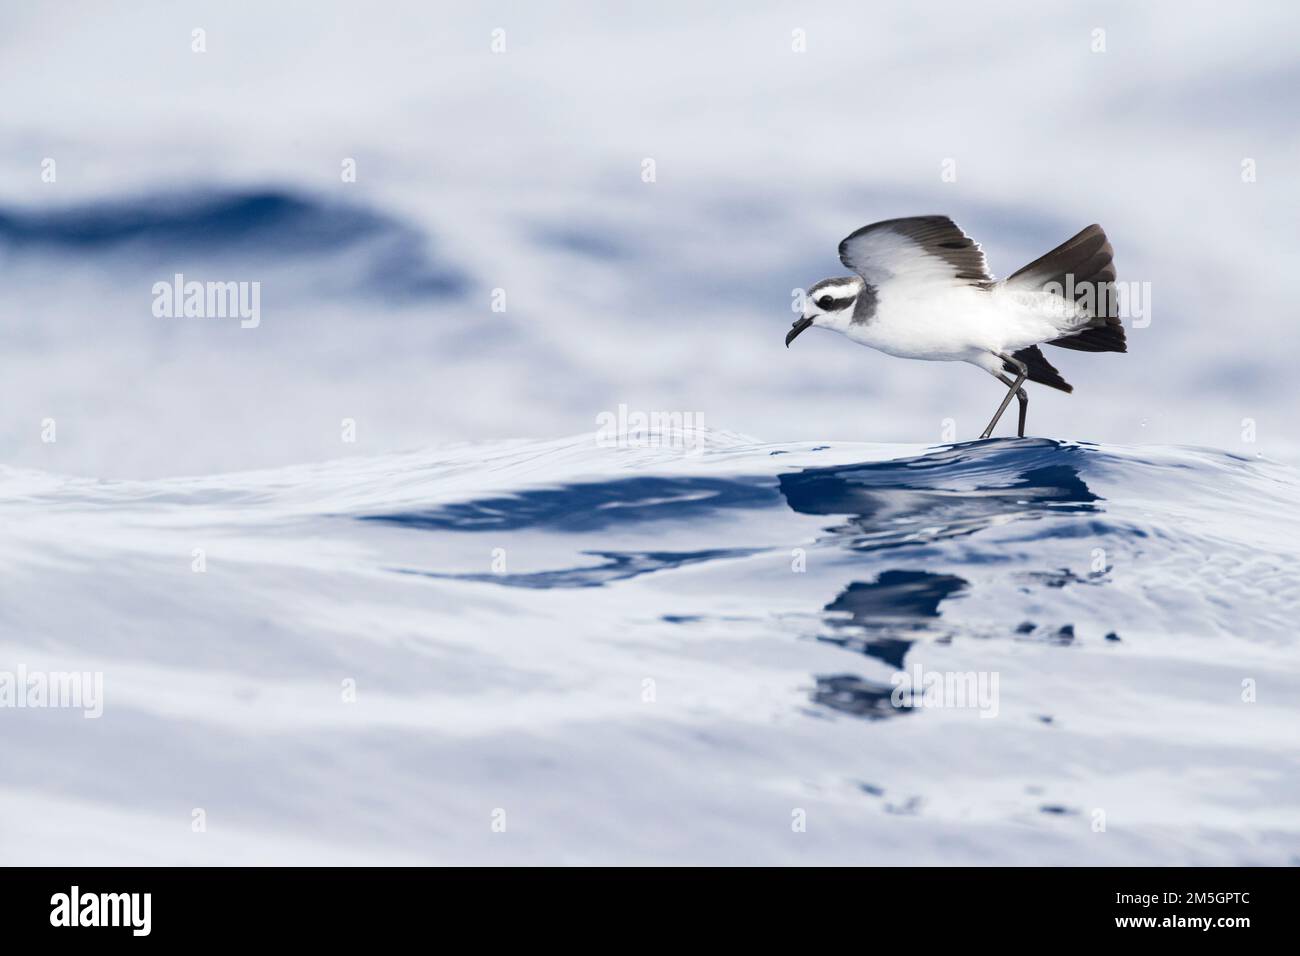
(844, 283), (1080, 361)
(845, 286), (997, 361)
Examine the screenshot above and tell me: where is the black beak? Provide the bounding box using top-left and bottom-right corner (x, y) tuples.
(785, 316), (813, 348)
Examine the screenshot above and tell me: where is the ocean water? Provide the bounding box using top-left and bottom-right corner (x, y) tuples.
(1, 1), (1299, 865)
(3, 431), (1298, 864)
(3, 2), (1299, 479)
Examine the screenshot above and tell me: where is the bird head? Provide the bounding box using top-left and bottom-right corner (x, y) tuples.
(786, 276), (864, 347)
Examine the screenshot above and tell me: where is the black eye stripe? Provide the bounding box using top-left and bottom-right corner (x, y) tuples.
(815, 294), (854, 310)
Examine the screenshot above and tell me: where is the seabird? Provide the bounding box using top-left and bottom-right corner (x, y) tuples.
(786, 215), (1126, 438)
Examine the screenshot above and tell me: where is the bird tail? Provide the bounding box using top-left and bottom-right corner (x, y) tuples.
(1007, 346), (1072, 393)
(1006, 224), (1126, 354)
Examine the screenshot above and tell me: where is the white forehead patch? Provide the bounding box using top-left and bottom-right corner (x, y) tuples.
(807, 280), (859, 310)
(812, 282), (857, 298)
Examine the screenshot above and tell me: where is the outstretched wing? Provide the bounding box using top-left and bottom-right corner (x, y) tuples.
(838, 215), (993, 291)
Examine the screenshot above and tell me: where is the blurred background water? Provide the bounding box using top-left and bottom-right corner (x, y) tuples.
(0, 0), (1296, 477)
(1, 1), (1298, 864)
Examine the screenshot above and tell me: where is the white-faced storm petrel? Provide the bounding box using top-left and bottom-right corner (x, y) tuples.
(786, 216), (1126, 438)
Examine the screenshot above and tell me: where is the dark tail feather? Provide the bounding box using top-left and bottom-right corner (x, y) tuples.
(1007, 224), (1127, 354)
(1008, 345), (1073, 393)
(1006, 224), (1113, 290)
(1048, 323), (1126, 353)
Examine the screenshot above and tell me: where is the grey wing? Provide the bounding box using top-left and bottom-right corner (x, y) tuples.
(837, 215), (993, 289)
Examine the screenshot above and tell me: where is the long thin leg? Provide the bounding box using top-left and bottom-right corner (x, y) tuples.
(980, 354), (1027, 439)
(996, 373), (1029, 437)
